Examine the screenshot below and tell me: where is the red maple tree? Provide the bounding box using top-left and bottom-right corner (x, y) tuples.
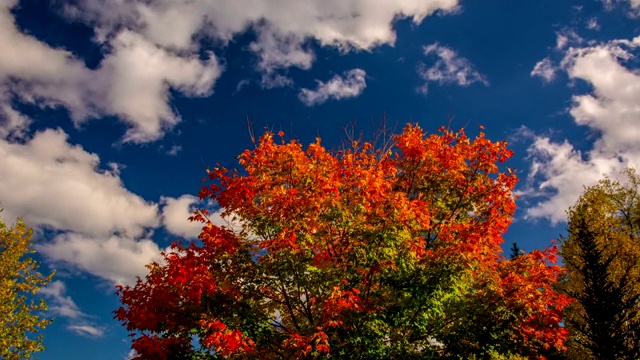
(115, 124), (571, 359)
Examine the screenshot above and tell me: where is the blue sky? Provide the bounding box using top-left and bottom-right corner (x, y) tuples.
(1, 0), (640, 358)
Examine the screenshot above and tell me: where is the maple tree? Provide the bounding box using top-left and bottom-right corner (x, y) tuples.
(116, 124), (570, 359)
(560, 169), (640, 360)
(0, 214), (53, 359)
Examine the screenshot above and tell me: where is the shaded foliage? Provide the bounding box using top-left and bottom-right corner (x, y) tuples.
(560, 169), (640, 360)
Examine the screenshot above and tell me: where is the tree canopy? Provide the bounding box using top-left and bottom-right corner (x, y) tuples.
(560, 169), (640, 360)
(0, 214), (53, 359)
(116, 124), (570, 359)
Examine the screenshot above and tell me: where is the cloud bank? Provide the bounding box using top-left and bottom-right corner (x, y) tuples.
(0, 126), (164, 284)
(0, 0), (460, 142)
(524, 35), (640, 223)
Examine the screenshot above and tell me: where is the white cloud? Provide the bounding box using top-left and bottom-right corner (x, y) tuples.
(522, 37), (640, 223)
(161, 195), (244, 239)
(38, 233), (162, 285)
(97, 31), (221, 142)
(38, 281), (105, 337)
(125, 349), (139, 360)
(249, 25), (315, 88)
(67, 325), (106, 337)
(523, 137), (620, 223)
(561, 41), (640, 153)
(63, 0), (460, 51)
(298, 69), (367, 106)
(531, 57), (557, 83)
(38, 281), (85, 320)
(59, 0), (460, 85)
(0, 0), (95, 130)
(234, 79), (251, 94)
(0, 127), (163, 284)
(124, 349), (140, 360)
(0, 103), (31, 140)
(0, 0), (88, 82)
(161, 195), (203, 239)
(0, 129), (159, 237)
(1, 0), (460, 140)
(0, 2), (221, 143)
(166, 144), (182, 156)
(417, 43), (488, 94)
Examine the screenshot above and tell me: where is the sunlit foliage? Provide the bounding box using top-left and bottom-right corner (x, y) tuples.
(116, 124), (570, 359)
(0, 215), (53, 358)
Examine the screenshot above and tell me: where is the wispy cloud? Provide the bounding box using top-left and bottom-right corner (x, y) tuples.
(417, 43), (488, 94)
(531, 57), (558, 83)
(586, 17), (600, 30)
(39, 281), (105, 337)
(601, 0), (640, 16)
(298, 69), (367, 106)
(555, 28), (584, 50)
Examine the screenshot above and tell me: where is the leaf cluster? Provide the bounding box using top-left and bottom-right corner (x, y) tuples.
(0, 215), (53, 359)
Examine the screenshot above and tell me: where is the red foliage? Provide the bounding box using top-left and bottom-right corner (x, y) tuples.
(115, 124), (570, 358)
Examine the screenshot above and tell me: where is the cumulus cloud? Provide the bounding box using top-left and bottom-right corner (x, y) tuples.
(298, 69), (367, 106)
(522, 137), (620, 223)
(0, 127), (163, 284)
(522, 37), (640, 223)
(531, 57), (557, 83)
(161, 195), (244, 239)
(1, 0), (461, 140)
(97, 31), (221, 142)
(0, 1), (221, 143)
(0, 0), (92, 130)
(62, 0), (460, 51)
(0, 126), (248, 284)
(161, 195), (204, 239)
(39, 281), (105, 337)
(417, 43), (488, 94)
(0, 129), (159, 237)
(0, 1), (87, 82)
(59, 0), (459, 87)
(38, 233), (162, 285)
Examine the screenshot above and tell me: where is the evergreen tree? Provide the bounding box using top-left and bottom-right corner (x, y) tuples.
(560, 169), (640, 360)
